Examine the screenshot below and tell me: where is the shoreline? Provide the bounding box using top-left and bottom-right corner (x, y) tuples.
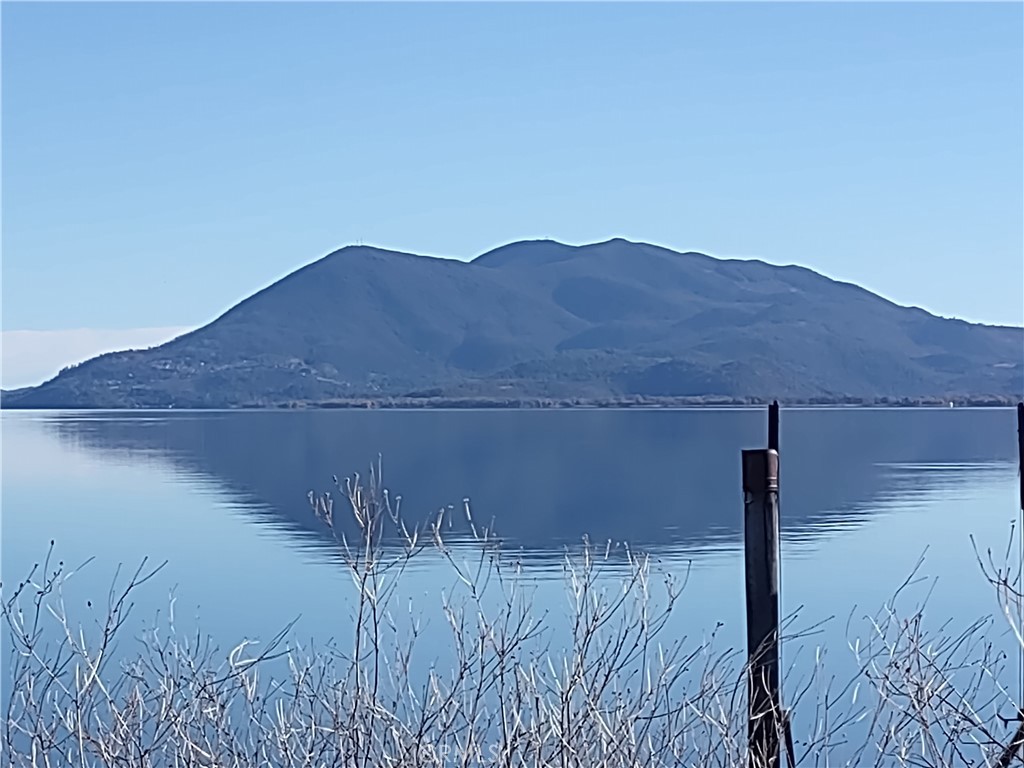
(1, 396), (1018, 411)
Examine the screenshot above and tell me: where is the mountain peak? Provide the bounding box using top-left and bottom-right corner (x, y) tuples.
(473, 239), (581, 267)
(473, 238), (717, 268)
(322, 244), (444, 262)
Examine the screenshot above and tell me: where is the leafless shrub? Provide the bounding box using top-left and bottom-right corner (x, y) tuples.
(2, 463), (1022, 767)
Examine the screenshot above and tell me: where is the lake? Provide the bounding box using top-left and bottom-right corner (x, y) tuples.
(2, 407), (1021, 762)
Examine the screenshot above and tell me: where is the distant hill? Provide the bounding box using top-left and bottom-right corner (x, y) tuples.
(4, 239), (1022, 408)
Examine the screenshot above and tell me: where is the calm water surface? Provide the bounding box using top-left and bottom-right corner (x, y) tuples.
(2, 408), (1019, 689)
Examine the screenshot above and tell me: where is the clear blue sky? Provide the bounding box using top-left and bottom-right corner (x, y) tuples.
(3, 2), (1022, 350)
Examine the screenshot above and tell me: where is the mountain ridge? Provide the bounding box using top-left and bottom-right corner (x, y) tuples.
(3, 239), (1021, 409)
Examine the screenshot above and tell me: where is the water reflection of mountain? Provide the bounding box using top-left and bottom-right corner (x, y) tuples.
(43, 409), (1017, 559)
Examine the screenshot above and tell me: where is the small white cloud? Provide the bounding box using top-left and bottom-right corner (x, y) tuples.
(1, 326), (192, 390)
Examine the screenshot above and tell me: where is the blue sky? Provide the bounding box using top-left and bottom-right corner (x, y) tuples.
(2, 2), (1022, 387)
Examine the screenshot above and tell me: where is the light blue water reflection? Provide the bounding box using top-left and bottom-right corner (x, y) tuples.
(2, 408), (1019, 723)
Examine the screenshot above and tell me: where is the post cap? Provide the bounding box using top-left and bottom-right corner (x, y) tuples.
(742, 449), (779, 493)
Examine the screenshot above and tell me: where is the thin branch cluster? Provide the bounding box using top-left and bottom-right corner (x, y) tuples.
(3, 463), (1022, 767)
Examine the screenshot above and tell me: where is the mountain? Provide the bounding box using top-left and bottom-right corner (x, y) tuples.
(4, 239), (1022, 408)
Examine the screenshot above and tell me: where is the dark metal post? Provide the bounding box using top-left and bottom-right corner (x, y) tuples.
(995, 403), (1024, 768)
(1018, 402), (1023, 514)
(768, 400), (780, 452)
(743, 449), (782, 768)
